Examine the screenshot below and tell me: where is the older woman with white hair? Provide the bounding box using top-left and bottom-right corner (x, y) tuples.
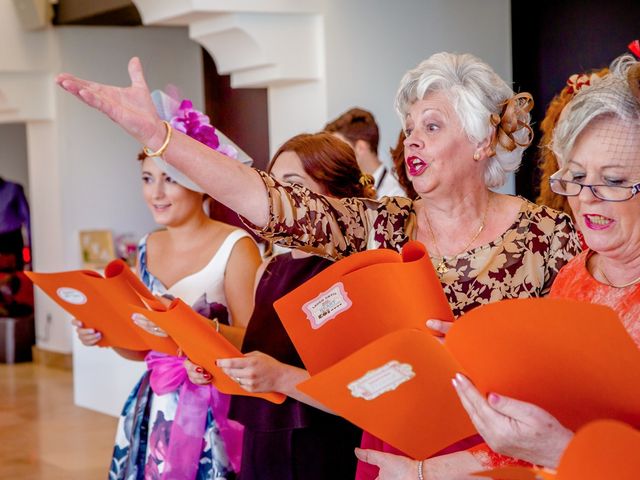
(427, 52), (640, 478)
(57, 51), (581, 479)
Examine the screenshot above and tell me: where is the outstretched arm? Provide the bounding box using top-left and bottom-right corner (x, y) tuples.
(57, 57), (270, 228)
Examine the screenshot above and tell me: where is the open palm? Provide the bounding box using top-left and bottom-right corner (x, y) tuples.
(56, 57), (161, 144)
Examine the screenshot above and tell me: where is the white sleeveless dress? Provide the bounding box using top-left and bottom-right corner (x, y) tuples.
(109, 229), (250, 480)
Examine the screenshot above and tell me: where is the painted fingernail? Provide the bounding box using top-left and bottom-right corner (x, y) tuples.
(203, 373), (211, 379)
(451, 378), (458, 388)
(426, 320), (439, 328)
(195, 367), (203, 373)
(455, 373), (466, 383)
(488, 393), (500, 405)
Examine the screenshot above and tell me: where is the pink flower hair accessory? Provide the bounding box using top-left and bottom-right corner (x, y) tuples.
(150, 88), (253, 192)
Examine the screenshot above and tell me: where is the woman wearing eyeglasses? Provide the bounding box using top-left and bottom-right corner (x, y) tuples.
(431, 52), (640, 475)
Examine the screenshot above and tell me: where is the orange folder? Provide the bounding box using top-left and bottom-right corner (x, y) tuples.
(27, 260), (285, 404)
(26, 260), (178, 354)
(474, 420), (640, 479)
(274, 241), (453, 375)
(140, 300), (284, 403)
(275, 241), (640, 458)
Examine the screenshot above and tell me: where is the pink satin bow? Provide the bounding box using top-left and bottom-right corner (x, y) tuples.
(145, 351), (243, 479)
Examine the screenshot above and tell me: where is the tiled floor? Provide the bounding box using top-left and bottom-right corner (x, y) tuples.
(0, 363), (118, 479)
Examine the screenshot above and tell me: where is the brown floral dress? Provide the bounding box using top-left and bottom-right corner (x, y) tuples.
(244, 171), (581, 318)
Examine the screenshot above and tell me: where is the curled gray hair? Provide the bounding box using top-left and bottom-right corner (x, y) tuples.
(395, 52), (531, 188)
(552, 54), (640, 167)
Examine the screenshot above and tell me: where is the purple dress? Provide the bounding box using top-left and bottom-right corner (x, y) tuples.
(228, 253), (362, 480)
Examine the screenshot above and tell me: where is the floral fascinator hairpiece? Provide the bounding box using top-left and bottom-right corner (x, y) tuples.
(565, 72), (604, 95)
(150, 88), (253, 193)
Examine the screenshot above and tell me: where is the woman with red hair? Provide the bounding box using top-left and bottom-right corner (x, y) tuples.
(188, 132), (373, 480)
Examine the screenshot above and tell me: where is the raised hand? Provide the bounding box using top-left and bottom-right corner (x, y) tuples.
(71, 319), (102, 346)
(56, 57), (164, 146)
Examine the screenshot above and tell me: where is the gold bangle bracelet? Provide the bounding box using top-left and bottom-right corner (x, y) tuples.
(143, 120), (172, 157)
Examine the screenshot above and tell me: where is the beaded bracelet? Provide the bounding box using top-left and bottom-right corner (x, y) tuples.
(417, 459), (425, 480)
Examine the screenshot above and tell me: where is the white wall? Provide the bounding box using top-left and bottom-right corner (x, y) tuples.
(323, 0), (512, 179)
(0, 123), (29, 196)
(24, 26), (204, 355)
(56, 26), (204, 272)
(1, 0), (513, 415)
(0, 5), (205, 355)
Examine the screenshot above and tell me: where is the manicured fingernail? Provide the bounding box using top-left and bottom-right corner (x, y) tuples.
(195, 367), (203, 373)
(455, 373), (466, 383)
(426, 320), (439, 328)
(451, 378), (458, 388)
(488, 393), (500, 405)
(203, 373), (211, 379)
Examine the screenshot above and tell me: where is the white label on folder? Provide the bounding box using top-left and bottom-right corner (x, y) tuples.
(57, 287), (87, 305)
(348, 360), (415, 400)
(302, 282), (352, 329)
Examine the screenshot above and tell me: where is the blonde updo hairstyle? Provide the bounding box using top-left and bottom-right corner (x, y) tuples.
(395, 52), (533, 189)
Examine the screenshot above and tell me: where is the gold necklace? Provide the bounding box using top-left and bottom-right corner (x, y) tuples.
(425, 195), (491, 275)
(598, 263), (640, 289)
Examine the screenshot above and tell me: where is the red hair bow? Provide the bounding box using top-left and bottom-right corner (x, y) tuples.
(629, 40), (640, 58)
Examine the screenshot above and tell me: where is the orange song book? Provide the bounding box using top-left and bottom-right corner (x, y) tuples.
(474, 420), (640, 480)
(27, 260), (285, 404)
(274, 242), (640, 459)
(274, 240), (453, 375)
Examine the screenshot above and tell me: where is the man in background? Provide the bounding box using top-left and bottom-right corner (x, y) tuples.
(325, 108), (406, 198)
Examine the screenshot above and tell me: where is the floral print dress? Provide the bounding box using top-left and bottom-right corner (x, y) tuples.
(241, 171), (583, 477)
(244, 171), (581, 317)
(109, 230), (249, 480)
